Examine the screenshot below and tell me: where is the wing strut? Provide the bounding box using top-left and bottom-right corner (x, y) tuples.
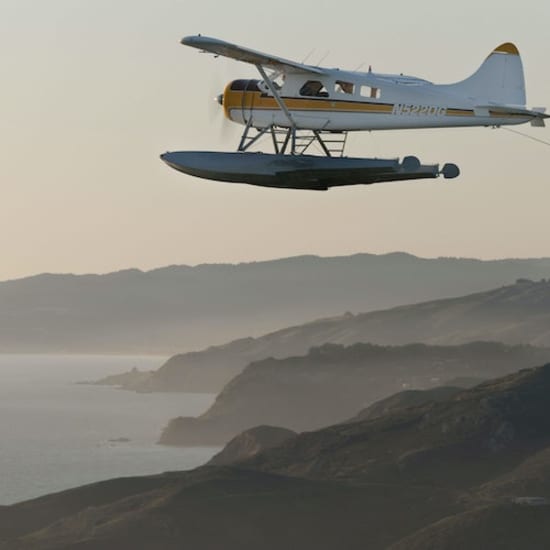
(238, 119), (271, 152)
(255, 64), (297, 153)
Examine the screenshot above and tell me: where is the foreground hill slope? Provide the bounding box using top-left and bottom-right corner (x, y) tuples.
(159, 341), (550, 446)
(3, 364), (550, 549)
(128, 278), (550, 393)
(2, 254), (550, 354)
(1, 469), (449, 550)
(246, 364), (550, 485)
(389, 503), (550, 550)
(349, 385), (464, 422)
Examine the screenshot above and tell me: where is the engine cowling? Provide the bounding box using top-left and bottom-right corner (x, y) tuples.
(221, 79), (262, 123)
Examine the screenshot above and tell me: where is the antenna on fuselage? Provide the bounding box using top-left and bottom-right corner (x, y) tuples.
(316, 51), (330, 66)
(301, 49), (315, 64)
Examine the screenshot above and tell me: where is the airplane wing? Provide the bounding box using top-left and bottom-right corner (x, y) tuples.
(181, 35), (326, 75)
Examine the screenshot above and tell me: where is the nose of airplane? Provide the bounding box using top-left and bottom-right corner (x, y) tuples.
(216, 93), (224, 106)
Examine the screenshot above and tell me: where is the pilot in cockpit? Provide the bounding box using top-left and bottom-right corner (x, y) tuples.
(300, 80), (329, 97)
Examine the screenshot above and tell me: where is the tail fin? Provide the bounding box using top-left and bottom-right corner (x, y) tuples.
(445, 43), (526, 106)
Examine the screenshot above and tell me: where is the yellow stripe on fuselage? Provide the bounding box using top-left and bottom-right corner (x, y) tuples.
(446, 108), (475, 117)
(223, 90), (528, 123)
(223, 90), (394, 116)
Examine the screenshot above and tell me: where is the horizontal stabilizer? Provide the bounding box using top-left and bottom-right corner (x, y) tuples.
(475, 105), (549, 126)
(531, 107), (547, 127)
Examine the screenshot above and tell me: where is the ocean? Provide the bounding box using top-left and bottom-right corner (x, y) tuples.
(0, 355), (218, 505)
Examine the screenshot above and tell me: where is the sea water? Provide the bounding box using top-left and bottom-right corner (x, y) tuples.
(0, 355), (218, 505)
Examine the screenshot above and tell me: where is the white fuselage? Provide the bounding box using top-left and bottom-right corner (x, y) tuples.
(222, 69), (530, 131)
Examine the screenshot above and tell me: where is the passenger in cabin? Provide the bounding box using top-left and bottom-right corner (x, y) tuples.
(341, 82), (353, 94)
(336, 81), (354, 94)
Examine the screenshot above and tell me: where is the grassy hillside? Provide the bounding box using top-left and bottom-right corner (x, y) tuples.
(4, 364), (550, 549)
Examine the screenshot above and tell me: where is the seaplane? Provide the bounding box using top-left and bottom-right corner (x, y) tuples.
(161, 36), (548, 191)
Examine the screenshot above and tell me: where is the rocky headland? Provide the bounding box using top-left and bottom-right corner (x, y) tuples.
(158, 341), (550, 446)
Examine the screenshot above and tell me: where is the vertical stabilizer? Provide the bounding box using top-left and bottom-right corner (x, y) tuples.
(443, 43), (526, 106)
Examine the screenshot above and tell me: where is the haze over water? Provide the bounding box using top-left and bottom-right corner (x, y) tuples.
(0, 355), (217, 505)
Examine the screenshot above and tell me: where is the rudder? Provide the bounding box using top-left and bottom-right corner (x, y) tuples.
(444, 43), (526, 106)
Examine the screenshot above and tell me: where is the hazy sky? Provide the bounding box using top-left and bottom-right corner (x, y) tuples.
(1, 0), (550, 281)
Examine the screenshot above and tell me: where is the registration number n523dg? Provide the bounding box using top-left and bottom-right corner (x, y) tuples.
(392, 104), (447, 116)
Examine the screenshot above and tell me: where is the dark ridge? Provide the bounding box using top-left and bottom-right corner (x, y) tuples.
(348, 386), (465, 423)
(208, 426), (297, 466)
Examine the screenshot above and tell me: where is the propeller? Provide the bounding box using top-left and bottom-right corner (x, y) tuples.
(207, 69), (234, 143)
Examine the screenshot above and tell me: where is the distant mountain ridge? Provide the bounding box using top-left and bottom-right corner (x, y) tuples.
(2, 253), (550, 354)
(128, 278), (550, 394)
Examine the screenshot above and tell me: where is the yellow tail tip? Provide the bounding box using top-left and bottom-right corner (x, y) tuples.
(493, 42), (520, 55)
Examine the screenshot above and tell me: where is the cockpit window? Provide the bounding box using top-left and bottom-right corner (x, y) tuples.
(230, 79), (261, 91)
(335, 80), (354, 95)
(300, 80), (329, 97)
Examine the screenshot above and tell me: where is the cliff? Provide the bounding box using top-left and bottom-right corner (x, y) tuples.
(158, 341), (550, 446)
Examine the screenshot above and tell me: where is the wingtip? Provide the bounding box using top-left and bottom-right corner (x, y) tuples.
(180, 35), (195, 46)
(181, 34), (207, 46)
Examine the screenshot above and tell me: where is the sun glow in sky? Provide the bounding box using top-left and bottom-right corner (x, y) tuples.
(1, 0), (550, 281)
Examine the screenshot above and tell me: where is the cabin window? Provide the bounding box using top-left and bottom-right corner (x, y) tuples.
(360, 85), (381, 99)
(300, 80), (329, 98)
(335, 80), (355, 95)
(258, 74), (284, 93)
